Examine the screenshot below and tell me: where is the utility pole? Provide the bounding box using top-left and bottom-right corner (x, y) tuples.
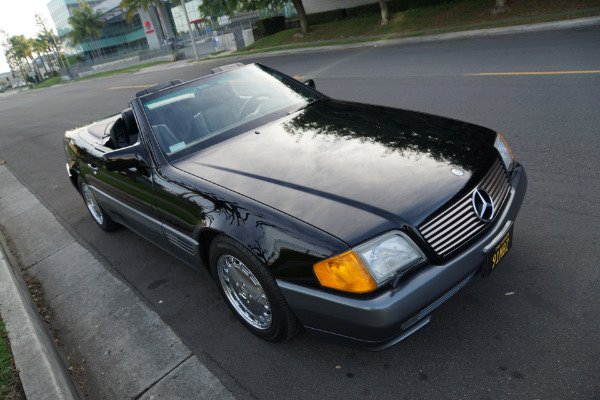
(181, 0), (199, 61)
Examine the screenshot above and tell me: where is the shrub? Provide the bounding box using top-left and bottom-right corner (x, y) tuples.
(389, 0), (412, 13)
(256, 16), (286, 36)
(306, 9), (347, 25)
(346, 2), (381, 18)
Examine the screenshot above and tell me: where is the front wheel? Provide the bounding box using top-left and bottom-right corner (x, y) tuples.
(210, 235), (297, 342)
(78, 176), (118, 231)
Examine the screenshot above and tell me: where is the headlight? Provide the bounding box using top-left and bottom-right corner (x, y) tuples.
(494, 133), (514, 172)
(314, 232), (425, 293)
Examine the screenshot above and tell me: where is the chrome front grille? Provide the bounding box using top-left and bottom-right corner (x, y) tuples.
(419, 157), (511, 257)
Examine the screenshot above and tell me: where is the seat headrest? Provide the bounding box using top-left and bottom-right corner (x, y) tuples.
(121, 108), (138, 135)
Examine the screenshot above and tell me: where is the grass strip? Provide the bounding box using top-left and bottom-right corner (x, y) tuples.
(235, 0), (600, 54)
(75, 60), (168, 81)
(0, 318), (25, 399)
(31, 75), (62, 89)
(28, 60), (170, 89)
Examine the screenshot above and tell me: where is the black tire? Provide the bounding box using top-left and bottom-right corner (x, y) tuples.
(209, 235), (298, 342)
(77, 176), (118, 232)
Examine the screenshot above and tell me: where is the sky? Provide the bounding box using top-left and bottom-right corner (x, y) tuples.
(0, 0), (56, 72)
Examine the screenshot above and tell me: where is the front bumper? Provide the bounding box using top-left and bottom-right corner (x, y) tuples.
(278, 165), (527, 350)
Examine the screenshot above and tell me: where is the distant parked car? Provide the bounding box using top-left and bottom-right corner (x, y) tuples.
(164, 37), (184, 50)
(64, 63), (527, 350)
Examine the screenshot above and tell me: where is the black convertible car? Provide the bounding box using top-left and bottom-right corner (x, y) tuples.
(64, 63), (527, 350)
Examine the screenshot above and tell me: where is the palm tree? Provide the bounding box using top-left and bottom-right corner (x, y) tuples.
(1, 30), (28, 81)
(31, 38), (50, 76)
(9, 35), (41, 82)
(120, 0), (171, 44)
(36, 33), (58, 72)
(36, 14), (68, 72)
(67, 0), (106, 61)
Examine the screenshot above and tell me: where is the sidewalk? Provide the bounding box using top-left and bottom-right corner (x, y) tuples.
(0, 164), (234, 399)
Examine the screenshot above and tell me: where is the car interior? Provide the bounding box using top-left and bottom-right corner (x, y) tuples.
(145, 81), (276, 155)
(109, 108), (139, 149)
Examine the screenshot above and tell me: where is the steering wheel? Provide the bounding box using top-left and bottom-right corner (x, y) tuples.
(239, 94), (271, 119)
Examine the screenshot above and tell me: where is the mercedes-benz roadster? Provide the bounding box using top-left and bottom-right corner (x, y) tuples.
(64, 63), (527, 350)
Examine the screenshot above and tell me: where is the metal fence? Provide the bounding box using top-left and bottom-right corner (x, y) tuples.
(58, 47), (177, 80)
(211, 16), (260, 52)
(57, 15), (261, 80)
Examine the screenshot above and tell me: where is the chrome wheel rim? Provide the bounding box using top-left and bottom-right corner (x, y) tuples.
(81, 182), (104, 225)
(217, 254), (272, 330)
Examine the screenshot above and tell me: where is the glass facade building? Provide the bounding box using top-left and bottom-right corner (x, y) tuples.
(46, 0), (154, 58)
(169, 0), (213, 40)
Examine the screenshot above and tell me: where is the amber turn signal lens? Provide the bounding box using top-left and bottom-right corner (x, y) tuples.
(497, 133), (513, 160)
(314, 251), (377, 293)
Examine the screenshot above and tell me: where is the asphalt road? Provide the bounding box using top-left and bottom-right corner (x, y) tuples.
(1, 25), (599, 399)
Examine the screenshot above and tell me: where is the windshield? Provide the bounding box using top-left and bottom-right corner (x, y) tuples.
(141, 64), (321, 161)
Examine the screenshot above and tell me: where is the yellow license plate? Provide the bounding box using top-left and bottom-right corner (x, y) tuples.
(482, 223), (513, 277)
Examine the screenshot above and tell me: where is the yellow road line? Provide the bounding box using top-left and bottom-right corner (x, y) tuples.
(466, 70), (600, 76)
(293, 75), (305, 80)
(109, 84), (157, 90)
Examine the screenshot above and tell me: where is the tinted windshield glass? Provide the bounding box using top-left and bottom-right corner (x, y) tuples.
(141, 64), (320, 160)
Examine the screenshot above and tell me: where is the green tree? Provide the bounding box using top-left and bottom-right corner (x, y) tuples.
(199, 0), (310, 35)
(36, 33), (58, 72)
(9, 35), (41, 82)
(493, 0), (507, 14)
(120, 0), (172, 44)
(1, 30), (25, 79)
(379, 0), (389, 25)
(290, 0), (309, 35)
(67, 0), (106, 61)
(31, 38), (50, 76)
(36, 14), (68, 72)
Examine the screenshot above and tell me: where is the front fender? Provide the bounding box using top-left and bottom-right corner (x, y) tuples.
(195, 189), (348, 287)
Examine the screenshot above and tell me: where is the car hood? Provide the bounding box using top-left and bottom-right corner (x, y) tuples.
(172, 100), (498, 245)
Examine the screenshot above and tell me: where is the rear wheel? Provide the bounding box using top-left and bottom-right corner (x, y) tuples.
(78, 176), (118, 231)
(210, 235), (297, 342)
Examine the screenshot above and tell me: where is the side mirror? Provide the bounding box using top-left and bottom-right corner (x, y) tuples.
(303, 79), (315, 89)
(102, 143), (148, 173)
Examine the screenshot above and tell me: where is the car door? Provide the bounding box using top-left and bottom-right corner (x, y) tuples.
(150, 166), (214, 266)
(85, 111), (168, 249)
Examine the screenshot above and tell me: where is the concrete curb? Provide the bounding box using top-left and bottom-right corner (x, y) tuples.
(0, 237), (82, 399)
(0, 164), (234, 399)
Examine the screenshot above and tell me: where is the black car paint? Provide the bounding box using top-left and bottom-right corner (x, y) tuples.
(64, 64), (526, 349)
(172, 99), (500, 253)
(66, 100), (346, 288)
